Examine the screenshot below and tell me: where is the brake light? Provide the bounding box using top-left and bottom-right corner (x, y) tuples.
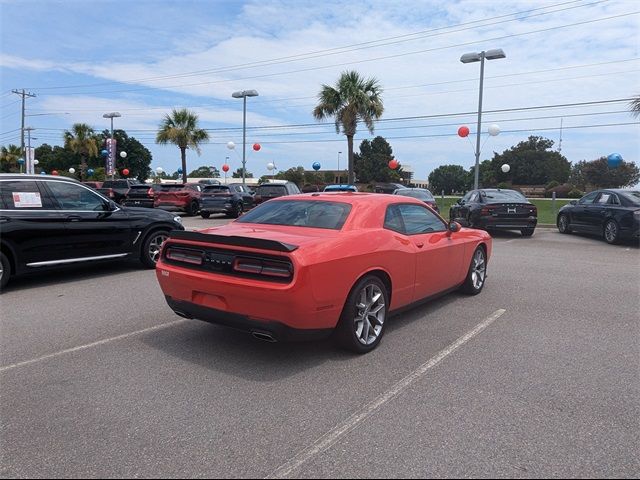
(147, 188), (155, 198)
(232, 257), (292, 278)
(165, 247), (203, 265)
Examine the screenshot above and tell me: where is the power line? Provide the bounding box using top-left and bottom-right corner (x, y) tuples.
(25, 0), (599, 91)
(34, 10), (638, 97)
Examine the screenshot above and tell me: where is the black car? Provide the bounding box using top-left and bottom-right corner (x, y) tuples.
(449, 188), (537, 236)
(0, 174), (184, 289)
(253, 182), (301, 205)
(393, 187), (440, 213)
(557, 189), (640, 244)
(100, 179), (142, 204)
(122, 184), (161, 208)
(199, 184), (254, 218)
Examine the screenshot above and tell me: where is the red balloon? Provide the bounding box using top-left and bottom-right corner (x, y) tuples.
(388, 159), (399, 170)
(458, 126), (470, 138)
(253, 143), (261, 152)
(122, 168), (130, 176)
(51, 170), (59, 176)
(222, 164), (230, 173)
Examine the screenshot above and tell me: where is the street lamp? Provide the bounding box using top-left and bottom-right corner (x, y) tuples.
(460, 48), (506, 190)
(231, 90), (259, 186)
(103, 112), (121, 180)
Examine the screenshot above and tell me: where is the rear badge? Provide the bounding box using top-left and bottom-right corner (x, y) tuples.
(162, 270), (170, 277)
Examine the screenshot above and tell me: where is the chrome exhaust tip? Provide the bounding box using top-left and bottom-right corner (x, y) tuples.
(251, 331), (277, 343)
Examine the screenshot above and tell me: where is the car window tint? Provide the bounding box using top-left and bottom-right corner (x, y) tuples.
(579, 191), (599, 204)
(607, 194), (619, 205)
(0, 180), (55, 210)
(482, 190), (527, 202)
(46, 181), (106, 211)
(596, 193), (611, 204)
(384, 205), (405, 233)
(397, 204), (446, 235)
(204, 185), (230, 192)
(256, 185), (286, 195)
(238, 200), (351, 229)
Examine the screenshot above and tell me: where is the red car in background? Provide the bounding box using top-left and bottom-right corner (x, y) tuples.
(154, 183), (203, 216)
(156, 193), (492, 353)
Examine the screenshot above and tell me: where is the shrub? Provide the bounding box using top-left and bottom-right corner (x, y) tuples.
(545, 180), (560, 190)
(568, 188), (584, 198)
(496, 182), (510, 189)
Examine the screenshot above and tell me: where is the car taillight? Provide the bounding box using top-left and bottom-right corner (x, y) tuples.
(232, 257), (292, 279)
(147, 188), (155, 198)
(108, 188), (115, 198)
(165, 247), (203, 265)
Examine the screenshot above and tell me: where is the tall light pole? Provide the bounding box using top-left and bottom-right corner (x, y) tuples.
(25, 127), (35, 174)
(460, 48), (505, 190)
(232, 89), (259, 186)
(103, 112), (121, 180)
(337, 151), (342, 183)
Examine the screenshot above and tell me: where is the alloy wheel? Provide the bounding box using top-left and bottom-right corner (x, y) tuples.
(353, 284), (386, 346)
(148, 232), (169, 264)
(604, 221), (618, 244)
(471, 248), (486, 290)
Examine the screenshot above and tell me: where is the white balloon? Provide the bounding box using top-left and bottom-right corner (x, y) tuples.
(488, 124), (501, 136)
(501, 164), (510, 173)
(266, 162), (275, 171)
(120, 151), (127, 158)
(156, 167), (164, 174)
(34, 159), (39, 165)
(227, 141), (236, 150)
(69, 167), (76, 174)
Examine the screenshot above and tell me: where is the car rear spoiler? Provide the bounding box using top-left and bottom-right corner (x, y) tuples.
(168, 230), (299, 252)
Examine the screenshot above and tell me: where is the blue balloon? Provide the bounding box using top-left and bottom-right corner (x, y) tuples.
(40, 171), (46, 175)
(607, 153), (622, 168)
(177, 167), (183, 174)
(87, 168), (95, 176)
(101, 149), (108, 157)
(312, 162), (321, 171)
(18, 158), (25, 165)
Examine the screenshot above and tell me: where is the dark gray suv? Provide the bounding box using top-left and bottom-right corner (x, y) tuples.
(0, 174), (184, 289)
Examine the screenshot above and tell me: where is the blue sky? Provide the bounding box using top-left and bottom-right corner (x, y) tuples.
(1, 0), (638, 180)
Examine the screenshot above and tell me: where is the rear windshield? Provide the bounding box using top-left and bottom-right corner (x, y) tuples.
(237, 200), (351, 230)
(203, 185), (230, 193)
(619, 191), (640, 206)
(158, 184), (187, 191)
(482, 190), (527, 203)
(395, 189), (435, 200)
(256, 185), (286, 195)
(128, 184), (158, 190)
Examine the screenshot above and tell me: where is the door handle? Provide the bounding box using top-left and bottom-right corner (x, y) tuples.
(66, 215), (82, 222)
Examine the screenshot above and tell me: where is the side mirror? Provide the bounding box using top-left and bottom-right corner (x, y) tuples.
(570, 200), (577, 206)
(448, 221), (461, 233)
(457, 199), (464, 205)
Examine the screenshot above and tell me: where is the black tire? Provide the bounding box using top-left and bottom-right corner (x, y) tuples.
(201, 212), (211, 219)
(460, 246), (487, 295)
(557, 214), (572, 234)
(140, 230), (170, 268)
(603, 219), (620, 245)
(335, 275), (389, 354)
(230, 203), (243, 219)
(0, 251), (11, 290)
(187, 201), (199, 216)
(521, 227), (535, 237)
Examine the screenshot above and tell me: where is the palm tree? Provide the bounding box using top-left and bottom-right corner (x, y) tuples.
(156, 109), (209, 184)
(64, 123), (98, 180)
(630, 95), (640, 117)
(0, 144), (22, 173)
(313, 71), (384, 184)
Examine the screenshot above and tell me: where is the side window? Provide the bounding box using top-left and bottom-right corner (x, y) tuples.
(579, 191), (599, 204)
(461, 191), (473, 203)
(470, 192), (480, 203)
(46, 182), (106, 211)
(384, 205), (405, 233)
(596, 193), (611, 204)
(0, 180), (55, 210)
(398, 204), (447, 235)
(608, 194), (620, 205)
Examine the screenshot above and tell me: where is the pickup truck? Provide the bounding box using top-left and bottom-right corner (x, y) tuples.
(99, 179), (142, 204)
(122, 184), (161, 208)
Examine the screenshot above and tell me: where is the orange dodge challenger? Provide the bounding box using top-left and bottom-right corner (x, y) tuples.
(156, 192), (492, 353)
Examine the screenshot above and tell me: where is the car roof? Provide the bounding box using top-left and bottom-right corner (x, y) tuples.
(270, 191), (421, 205)
(0, 174), (81, 183)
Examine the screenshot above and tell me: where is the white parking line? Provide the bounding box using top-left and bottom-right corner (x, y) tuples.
(0, 319), (189, 373)
(266, 308), (507, 479)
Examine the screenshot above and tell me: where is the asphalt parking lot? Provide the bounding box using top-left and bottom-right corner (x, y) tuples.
(1, 221), (638, 478)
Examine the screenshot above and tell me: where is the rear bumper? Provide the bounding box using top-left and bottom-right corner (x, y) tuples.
(200, 200), (234, 214)
(123, 199), (154, 208)
(477, 216), (537, 230)
(165, 296), (332, 342)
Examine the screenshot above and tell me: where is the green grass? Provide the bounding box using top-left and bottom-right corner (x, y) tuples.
(434, 197), (572, 225)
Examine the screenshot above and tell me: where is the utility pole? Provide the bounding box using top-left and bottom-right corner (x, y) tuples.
(12, 89), (37, 164)
(25, 127), (35, 174)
